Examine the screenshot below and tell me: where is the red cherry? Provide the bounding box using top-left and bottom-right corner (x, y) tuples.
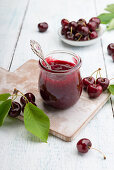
(77, 26), (89, 36)
(96, 77), (109, 91)
(89, 31), (98, 39)
(87, 84), (103, 98)
(61, 19), (69, 27)
(77, 138), (106, 159)
(8, 102), (21, 118)
(77, 18), (86, 24)
(77, 138), (92, 153)
(111, 54), (114, 62)
(61, 26), (69, 35)
(74, 33), (81, 41)
(65, 32), (74, 40)
(22, 101), (37, 112)
(107, 43), (114, 56)
(87, 21), (97, 31)
(77, 22), (86, 28)
(68, 21), (77, 32)
(20, 93), (35, 105)
(83, 77), (95, 90)
(38, 22), (48, 32)
(80, 35), (89, 41)
(89, 17), (100, 27)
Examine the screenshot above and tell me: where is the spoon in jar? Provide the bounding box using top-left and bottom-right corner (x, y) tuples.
(30, 40), (51, 69)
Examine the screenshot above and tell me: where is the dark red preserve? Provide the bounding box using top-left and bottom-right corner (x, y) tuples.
(39, 51), (82, 109)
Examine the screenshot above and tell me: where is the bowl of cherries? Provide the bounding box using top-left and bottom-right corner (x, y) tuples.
(58, 17), (105, 46)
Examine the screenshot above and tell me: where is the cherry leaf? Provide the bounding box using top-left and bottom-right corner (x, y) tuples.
(105, 4), (114, 13)
(107, 18), (114, 30)
(0, 99), (12, 126)
(108, 85), (114, 95)
(0, 93), (11, 101)
(24, 102), (50, 143)
(98, 13), (114, 24)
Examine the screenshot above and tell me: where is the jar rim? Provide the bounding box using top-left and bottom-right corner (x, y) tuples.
(39, 50), (82, 73)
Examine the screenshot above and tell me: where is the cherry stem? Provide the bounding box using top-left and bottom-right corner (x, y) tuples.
(90, 68), (101, 78)
(70, 27), (73, 35)
(89, 146), (106, 160)
(78, 34), (82, 41)
(17, 90), (29, 103)
(12, 95), (17, 101)
(11, 94), (15, 109)
(11, 88), (18, 106)
(12, 88), (29, 104)
(99, 69), (102, 78)
(13, 88), (19, 95)
(10, 88), (29, 109)
(96, 70), (98, 80)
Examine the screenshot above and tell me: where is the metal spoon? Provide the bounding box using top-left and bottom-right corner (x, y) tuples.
(30, 40), (50, 69)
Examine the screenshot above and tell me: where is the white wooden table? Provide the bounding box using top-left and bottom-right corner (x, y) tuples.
(0, 0), (114, 169)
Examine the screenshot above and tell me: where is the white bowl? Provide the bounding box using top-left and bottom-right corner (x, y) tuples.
(58, 25), (105, 46)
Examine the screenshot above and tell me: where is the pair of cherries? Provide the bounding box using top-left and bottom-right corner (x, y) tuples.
(83, 69), (109, 98)
(8, 92), (36, 118)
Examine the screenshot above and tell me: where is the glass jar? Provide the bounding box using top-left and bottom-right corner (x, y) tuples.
(38, 50), (82, 109)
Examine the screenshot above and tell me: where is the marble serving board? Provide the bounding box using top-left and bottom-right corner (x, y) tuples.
(0, 59), (110, 142)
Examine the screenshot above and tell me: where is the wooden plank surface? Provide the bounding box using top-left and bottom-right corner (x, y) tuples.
(95, 0), (114, 113)
(0, 0), (29, 69)
(0, 0), (114, 169)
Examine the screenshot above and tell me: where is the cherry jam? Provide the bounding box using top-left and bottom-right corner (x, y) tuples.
(46, 59), (75, 71)
(39, 51), (82, 109)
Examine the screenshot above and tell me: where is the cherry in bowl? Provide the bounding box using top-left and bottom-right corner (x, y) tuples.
(61, 19), (69, 27)
(89, 17), (100, 27)
(59, 17), (102, 46)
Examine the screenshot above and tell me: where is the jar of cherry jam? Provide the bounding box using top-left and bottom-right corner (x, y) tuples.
(39, 51), (82, 109)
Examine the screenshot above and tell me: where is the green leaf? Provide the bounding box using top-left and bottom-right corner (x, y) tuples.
(0, 99), (12, 126)
(98, 13), (114, 24)
(105, 4), (114, 13)
(108, 85), (114, 95)
(24, 102), (50, 143)
(0, 93), (11, 101)
(107, 18), (114, 30)
(0, 101), (3, 105)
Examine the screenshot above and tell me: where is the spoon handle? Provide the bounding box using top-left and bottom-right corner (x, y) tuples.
(30, 40), (50, 68)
